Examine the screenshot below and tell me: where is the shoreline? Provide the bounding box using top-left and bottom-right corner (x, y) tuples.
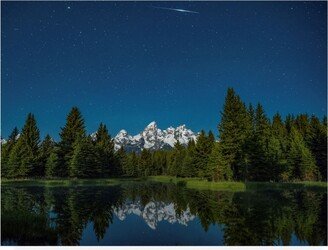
(1, 176), (327, 191)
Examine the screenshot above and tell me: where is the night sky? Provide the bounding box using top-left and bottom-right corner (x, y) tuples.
(2, 1), (327, 140)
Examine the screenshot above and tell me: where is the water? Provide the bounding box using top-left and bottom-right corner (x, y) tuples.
(1, 182), (327, 246)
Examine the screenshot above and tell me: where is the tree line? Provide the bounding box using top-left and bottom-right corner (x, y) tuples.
(1, 88), (327, 181)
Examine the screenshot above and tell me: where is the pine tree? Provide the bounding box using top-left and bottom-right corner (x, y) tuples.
(206, 142), (232, 181)
(69, 137), (100, 178)
(239, 103), (255, 181)
(218, 88), (251, 180)
(285, 127), (319, 181)
(113, 147), (126, 176)
(294, 114), (312, 145)
(151, 151), (167, 176)
(46, 150), (59, 178)
(266, 135), (286, 181)
(58, 107), (86, 177)
(248, 104), (272, 181)
(94, 123), (115, 177)
(272, 113), (288, 147)
(7, 113), (40, 178)
(285, 114), (295, 134)
(268, 113), (288, 180)
(38, 135), (55, 177)
(208, 130), (215, 145)
(1, 127), (19, 178)
(181, 140), (196, 177)
(193, 130), (214, 178)
(138, 149), (152, 176)
(308, 115), (327, 180)
(7, 139), (24, 178)
(123, 151), (138, 176)
(168, 141), (186, 177)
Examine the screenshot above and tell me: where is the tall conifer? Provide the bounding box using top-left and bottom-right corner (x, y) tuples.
(58, 107), (86, 177)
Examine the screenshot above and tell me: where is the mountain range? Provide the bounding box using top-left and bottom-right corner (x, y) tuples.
(111, 121), (198, 152)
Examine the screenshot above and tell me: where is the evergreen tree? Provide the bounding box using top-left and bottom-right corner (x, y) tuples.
(58, 107), (86, 177)
(285, 127), (319, 181)
(193, 130), (214, 178)
(168, 141), (186, 177)
(94, 123), (115, 177)
(294, 114), (312, 146)
(308, 115), (327, 180)
(1, 127), (19, 178)
(248, 104), (272, 181)
(46, 150), (59, 178)
(8, 127), (20, 142)
(239, 104), (255, 181)
(272, 113), (288, 148)
(7, 113), (40, 178)
(113, 147), (126, 176)
(38, 135), (55, 177)
(138, 149), (152, 176)
(208, 130), (215, 145)
(218, 88), (251, 180)
(123, 151), (138, 177)
(151, 151), (167, 176)
(7, 139), (24, 178)
(266, 135), (286, 181)
(69, 137), (100, 178)
(285, 114), (295, 134)
(206, 142), (233, 181)
(181, 140), (196, 177)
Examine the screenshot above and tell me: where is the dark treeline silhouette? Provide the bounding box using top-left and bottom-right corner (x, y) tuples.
(1, 183), (327, 245)
(1, 88), (327, 181)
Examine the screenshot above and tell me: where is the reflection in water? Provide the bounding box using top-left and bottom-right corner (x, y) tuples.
(114, 200), (195, 229)
(1, 183), (327, 246)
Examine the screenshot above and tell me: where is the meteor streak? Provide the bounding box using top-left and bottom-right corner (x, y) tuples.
(151, 6), (199, 14)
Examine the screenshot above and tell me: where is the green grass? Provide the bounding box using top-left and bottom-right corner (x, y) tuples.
(0, 177), (141, 187)
(146, 176), (246, 191)
(246, 181), (327, 191)
(2, 176), (326, 191)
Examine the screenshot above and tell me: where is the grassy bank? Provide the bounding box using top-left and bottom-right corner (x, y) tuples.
(1, 176), (246, 191)
(0, 177), (141, 187)
(246, 181), (327, 191)
(2, 176), (327, 191)
(146, 176), (246, 191)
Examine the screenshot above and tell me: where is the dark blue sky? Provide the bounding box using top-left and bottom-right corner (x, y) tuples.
(2, 1), (327, 140)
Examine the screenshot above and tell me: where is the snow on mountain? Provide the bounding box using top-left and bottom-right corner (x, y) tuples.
(114, 200), (195, 229)
(113, 121), (198, 152)
(1, 134), (20, 145)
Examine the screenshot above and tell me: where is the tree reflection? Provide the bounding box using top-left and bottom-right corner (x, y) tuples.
(1, 183), (327, 246)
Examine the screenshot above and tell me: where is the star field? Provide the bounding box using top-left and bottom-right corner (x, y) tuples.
(2, 1), (327, 140)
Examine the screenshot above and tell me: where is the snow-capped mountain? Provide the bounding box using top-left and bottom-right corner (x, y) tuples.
(113, 121), (198, 152)
(114, 200), (195, 229)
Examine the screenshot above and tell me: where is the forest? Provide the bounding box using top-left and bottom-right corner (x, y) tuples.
(1, 88), (327, 182)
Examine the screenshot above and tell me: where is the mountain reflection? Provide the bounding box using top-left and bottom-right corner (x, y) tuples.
(1, 183), (327, 246)
(115, 200), (195, 229)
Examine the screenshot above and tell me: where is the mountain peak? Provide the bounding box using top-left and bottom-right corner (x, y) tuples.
(113, 121), (198, 152)
(145, 121), (157, 129)
(118, 129), (128, 135)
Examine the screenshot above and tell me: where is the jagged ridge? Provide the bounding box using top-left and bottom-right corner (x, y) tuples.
(113, 121), (198, 152)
